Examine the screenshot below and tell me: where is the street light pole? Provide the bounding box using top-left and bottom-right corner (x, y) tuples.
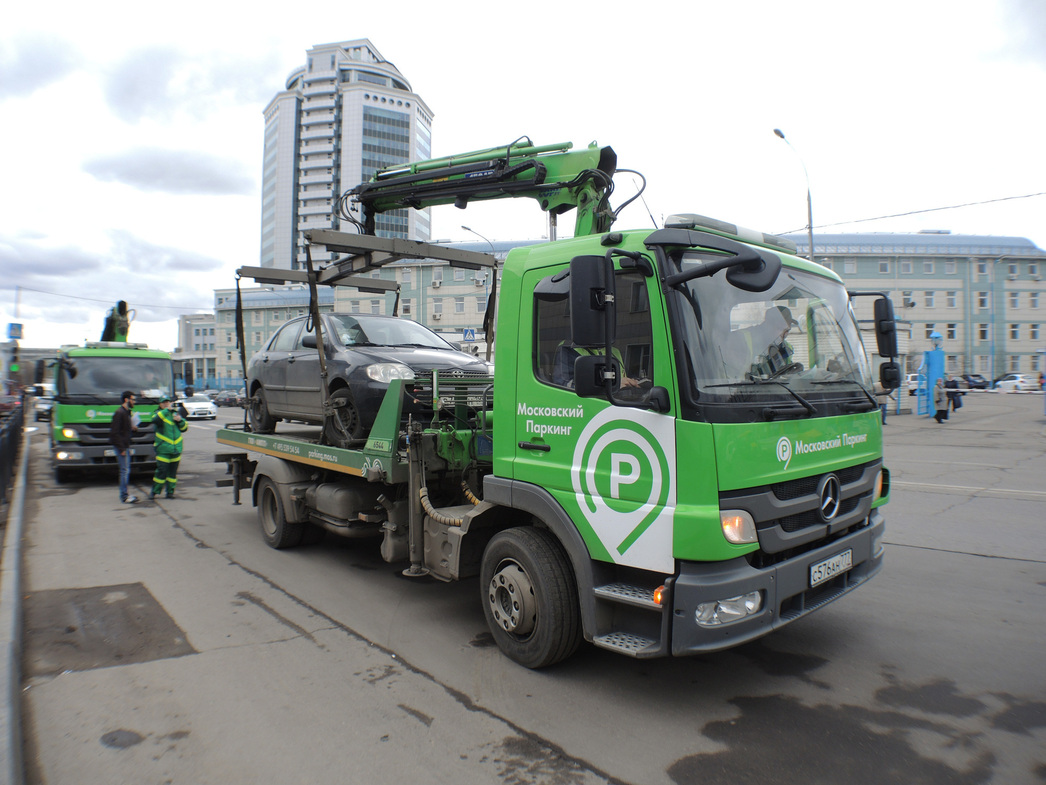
(462, 226), (497, 361)
(773, 129), (815, 262)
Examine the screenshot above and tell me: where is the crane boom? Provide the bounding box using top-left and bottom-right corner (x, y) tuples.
(343, 138), (618, 237)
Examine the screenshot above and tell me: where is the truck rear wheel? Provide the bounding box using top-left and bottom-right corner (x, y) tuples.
(256, 477), (302, 549)
(249, 388), (277, 434)
(480, 527), (581, 668)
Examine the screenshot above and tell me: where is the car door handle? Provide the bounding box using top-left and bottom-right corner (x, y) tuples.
(261, 356), (269, 363)
(287, 357), (295, 363)
(518, 441), (551, 452)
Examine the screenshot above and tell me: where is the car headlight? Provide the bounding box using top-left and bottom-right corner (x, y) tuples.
(366, 363), (416, 383)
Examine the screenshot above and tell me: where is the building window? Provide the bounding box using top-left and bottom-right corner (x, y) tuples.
(978, 292), (989, 309)
(401, 267), (412, 285)
(946, 324), (956, 340)
(900, 260), (912, 274)
(1009, 356), (1020, 372)
(878, 260), (890, 274)
(944, 260), (956, 275)
(1031, 324), (1040, 340)
(978, 324), (989, 341)
(946, 291), (957, 308)
(1008, 263), (1019, 277)
(433, 267), (443, 283)
(1032, 292), (1040, 308)
(1010, 324), (1020, 340)
(350, 300), (360, 314)
(1009, 292), (1019, 309)
(454, 268), (465, 282)
(1030, 262), (1039, 277)
(476, 296), (486, 313)
(371, 299), (380, 314)
(433, 298), (443, 314)
(844, 260), (857, 275)
(194, 328), (200, 336)
(924, 291), (934, 308)
(925, 324), (936, 339)
(977, 262), (988, 276)
(455, 296), (465, 314)
(902, 290), (913, 308)
(923, 261), (934, 275)
(402, 298), (412, 315)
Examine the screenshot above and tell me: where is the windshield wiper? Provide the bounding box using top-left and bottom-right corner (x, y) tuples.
(705, 379), (817, 417)
(812, 378), (879, 411)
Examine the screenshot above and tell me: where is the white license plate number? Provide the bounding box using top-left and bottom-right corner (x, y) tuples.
(103, 449), (135, 457)
(810, 549), (853, 587)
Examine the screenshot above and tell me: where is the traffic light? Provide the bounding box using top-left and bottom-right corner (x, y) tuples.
(8, 343), (18, 374)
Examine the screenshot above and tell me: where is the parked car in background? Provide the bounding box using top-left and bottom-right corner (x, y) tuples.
(0, 395), (20, 418)
(993, 373), (1038, 392)
(906, 373), (922, 395)
(203, 389), (220, 399)
(960, 373), (989, 389)
(35, 395), (54, 421)
(178, 393), (218, 419)
(215, 390), (245, 407)
(247, 313), (492, 447)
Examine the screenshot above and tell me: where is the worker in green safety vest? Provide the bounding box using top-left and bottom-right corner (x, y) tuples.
(150, 396), (188, 500)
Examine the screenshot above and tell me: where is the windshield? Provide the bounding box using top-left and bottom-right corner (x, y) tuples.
(669, 253), (874, 422)
(328, 314), (454, 350)
(59, 356), (175, 405)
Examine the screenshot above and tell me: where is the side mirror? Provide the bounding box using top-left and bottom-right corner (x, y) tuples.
(874, 297), (898, 358)
(569, 255), (615, 348)
(879, 361), (901, 390)
(574, 354), (619, 398)
(302, 334), (318, 349)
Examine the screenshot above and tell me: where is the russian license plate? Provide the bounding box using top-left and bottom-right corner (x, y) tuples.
(103, 449), (135, 457)
(810, 549), (853, 587)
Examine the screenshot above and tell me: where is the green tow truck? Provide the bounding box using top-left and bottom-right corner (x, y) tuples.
(218, 138), (901, 668)
(41, 342), (175, 482)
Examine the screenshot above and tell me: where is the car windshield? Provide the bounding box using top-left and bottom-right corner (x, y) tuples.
(59, 356), (175, 405)
(327, 314), (454, 350)
(667, 253), (874, 421)
(187, 394), (210, 402)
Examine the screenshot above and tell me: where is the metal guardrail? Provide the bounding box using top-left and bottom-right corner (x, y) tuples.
(0, 399), (25, 506)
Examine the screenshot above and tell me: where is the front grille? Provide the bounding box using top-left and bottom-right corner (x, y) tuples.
(775, 497), (862, 532)
(771, 463), (866, 500)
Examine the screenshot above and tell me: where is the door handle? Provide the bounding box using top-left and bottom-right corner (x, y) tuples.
(518, 441), (550, 452)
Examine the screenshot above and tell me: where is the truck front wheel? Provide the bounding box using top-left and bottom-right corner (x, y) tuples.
(480, 527), (581, 669)
(256, 477), (303, 549)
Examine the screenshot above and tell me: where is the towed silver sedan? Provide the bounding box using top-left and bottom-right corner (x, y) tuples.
(247, 314), (491, 447)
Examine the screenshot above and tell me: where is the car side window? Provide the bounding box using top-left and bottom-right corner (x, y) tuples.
(294, 320), (316, 350)
(271, 321), (302, 352)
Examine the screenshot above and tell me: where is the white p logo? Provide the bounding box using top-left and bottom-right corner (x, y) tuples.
(611, 453), (641, 498)
(777, 436), (792, 469)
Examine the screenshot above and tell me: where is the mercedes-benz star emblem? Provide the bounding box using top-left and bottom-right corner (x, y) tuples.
(818, 475), (841, 521)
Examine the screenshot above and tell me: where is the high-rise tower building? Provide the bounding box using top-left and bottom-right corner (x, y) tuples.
(260, 39), (433, 269)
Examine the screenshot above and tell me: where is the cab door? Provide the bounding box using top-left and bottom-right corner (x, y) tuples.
(510, 263), (678, 574)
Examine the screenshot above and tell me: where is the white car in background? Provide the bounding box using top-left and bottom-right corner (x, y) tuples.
(993, 373), (1038, 392)
(178, 393), (218, 419)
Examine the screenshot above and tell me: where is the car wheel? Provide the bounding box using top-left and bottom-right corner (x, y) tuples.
(480, 527), (582, 669)
(249, 387), (277, 433)
(323, 387), (364, 448)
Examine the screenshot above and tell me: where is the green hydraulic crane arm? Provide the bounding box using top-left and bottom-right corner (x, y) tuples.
(343, 138), (619, 237)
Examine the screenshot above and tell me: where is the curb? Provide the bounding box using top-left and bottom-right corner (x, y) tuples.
(0, 429), (30, 785)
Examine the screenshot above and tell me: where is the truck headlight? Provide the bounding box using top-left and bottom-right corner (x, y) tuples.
(696, 591), (763, 627)
(366, 363), (416, 383)
(61, 427), (78, 439)
(720, 509), (757, 544)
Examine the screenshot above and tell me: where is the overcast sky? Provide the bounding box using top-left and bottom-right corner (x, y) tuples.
(2, 0), (1044, 352)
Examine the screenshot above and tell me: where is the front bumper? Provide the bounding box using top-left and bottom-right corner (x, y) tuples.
(670, 509), (884, 655)
(52, 443), (157, 469)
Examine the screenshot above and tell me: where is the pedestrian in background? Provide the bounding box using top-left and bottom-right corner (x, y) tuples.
(933, 378), (949, 423)
(945, 375), (962, 413)
(150, 395), (188, 500)
(108, 390), (139, 503)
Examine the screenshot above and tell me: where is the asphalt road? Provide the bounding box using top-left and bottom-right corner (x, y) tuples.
(14, 393), (1046, 784)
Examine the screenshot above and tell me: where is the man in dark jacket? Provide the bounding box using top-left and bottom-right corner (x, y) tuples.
(109, 390), (139, 503)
